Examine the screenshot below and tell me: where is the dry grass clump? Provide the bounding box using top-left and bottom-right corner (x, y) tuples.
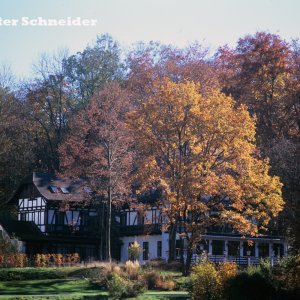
(125, 260), (140, 280)
(142, 270), (176, 291)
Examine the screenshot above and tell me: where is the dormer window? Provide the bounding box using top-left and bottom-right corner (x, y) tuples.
(60, 187), (70, 194)
(83, 186), (92, 193)
(49, 185), (59, 193)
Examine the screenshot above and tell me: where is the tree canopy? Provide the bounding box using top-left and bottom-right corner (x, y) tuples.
(1, 31), (299, 257)
(127, 78), (284, 274)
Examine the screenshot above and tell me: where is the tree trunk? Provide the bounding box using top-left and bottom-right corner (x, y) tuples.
(180, 237), (185, 275)
(182, 246), (193, 276)
(106, 142), (112, 263)
(99, 199), (105, 260)
(106, 187), (112, 263)
(168, 223), (177, 262)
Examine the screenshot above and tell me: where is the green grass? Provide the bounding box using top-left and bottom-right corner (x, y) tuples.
(0, 267), (190, 299)
(130, 291), (190, 299)
(0, 296), (107, 300)
(0, 278), (103, 295)
(0, 267), (83, 281)
(0, 291), (189, 300)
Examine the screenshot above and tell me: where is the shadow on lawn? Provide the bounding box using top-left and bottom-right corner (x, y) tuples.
(80, 296), (108, 300)
(0, 279), (102, 295)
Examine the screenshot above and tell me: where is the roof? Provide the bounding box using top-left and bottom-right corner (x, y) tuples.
(18, 172), (92, 202)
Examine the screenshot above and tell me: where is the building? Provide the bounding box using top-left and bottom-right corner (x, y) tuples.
(1, 172), (100, 259)
(118, 206), (287, 265)
(1, 172), (287, 265)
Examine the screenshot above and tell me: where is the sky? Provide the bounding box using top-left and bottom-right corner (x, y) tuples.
(0, 0), (299, 78)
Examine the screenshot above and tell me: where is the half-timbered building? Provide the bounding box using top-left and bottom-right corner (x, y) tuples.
(1, 172), (287, 265)
(2, 172), (100, 259)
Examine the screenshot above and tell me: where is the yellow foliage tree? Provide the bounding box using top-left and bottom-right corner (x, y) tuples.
(127, 78), (284, 275)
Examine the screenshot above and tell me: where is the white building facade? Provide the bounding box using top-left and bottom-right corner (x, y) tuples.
(119, 207), (287, 265)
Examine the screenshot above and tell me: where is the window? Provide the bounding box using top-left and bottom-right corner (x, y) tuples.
(120, 213), (127, 226)
(128, 242), (134, 260)
(83, 186), (92, 193)
(157, 241), (162, 258)
(80, 211), (89, 226)
(49, 185), (59, 193)
(143, 242), (149, 260)
(20, 212), (26, 221)
(60, 187), (70, 194)
(137, 212), (144, 225)
(55, 212), (65, 225)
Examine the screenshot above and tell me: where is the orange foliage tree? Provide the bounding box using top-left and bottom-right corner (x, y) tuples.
(215, 31), (300, 252)
(127, 78), (284, 275)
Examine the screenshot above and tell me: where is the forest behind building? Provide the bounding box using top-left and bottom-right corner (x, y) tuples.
(0, 32), (299, 254)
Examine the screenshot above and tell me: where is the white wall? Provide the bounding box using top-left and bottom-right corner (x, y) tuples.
(120, 234), (168, 263)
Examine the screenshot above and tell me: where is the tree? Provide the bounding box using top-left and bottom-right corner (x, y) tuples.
(215, 32), (299, 143)
(63, 34), (124, 109)
(23, 51), (74, 172)
(215, 32), (300, 253)
(59, 82), (132, 261)
(0, 69), (35, 205)
(127, 78), (284, 275)
(126, 41), (219, 107)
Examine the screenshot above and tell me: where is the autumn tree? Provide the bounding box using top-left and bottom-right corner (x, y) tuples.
(215, 32), (300, 252)
(127, 78), (284, 275)
(59, 82), (132, 261)
(126, 41), (219, 107)
(215, 32), (299, 142)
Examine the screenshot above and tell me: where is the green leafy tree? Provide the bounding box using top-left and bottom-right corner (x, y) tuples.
(63, 34), (124, 108)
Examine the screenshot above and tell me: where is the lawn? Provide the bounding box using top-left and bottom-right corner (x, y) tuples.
(0, 278), (104, 295)
(0, 296), (106, 300)
(0, 278), (190, 299)
(0, 267), (191, 299)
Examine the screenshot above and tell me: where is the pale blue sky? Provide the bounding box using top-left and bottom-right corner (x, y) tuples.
(0, 0), (299, 77)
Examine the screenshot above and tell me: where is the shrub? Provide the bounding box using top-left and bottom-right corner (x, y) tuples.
(69, 266), (105, 277)
(33, 253), (80, 267)
(0, 268), (66, 281)
(35, 254), (49, 267)
(217, 262), (238, 284)
(125, 260), (140, 280)
(224, 270), (275, 300)
(191, 262), (222, 300)
(0, 253), (28, 268)
(146, 260), (181, 271)
(108, 273), (127, 299)
(128, 241), (141, 261)
(143, 270), (161, 289)
(108, 272), (145, 299)
(273, 255), (300, 299)
(12, 254), (27, 268)
(142, 270), (176, 291)
(64, 253), (80, 265)
(53, 254), (63, 266)
(155, 276), (176, 291)
(174, 275), (193, 292)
